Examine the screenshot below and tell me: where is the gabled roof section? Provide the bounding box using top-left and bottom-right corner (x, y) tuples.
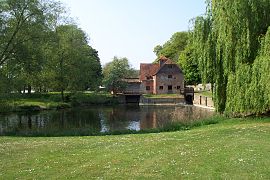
(154, 57), (182, 75)
(140, 63), (159, 80)
(139, 57), (183, 80)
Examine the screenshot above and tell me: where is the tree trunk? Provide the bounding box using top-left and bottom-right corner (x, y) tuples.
(28, 85), (31, 94)
(61, 89), (64, 102)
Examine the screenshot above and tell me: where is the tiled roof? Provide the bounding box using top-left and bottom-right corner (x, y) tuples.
(140, 63), (159, 80)
(140, 57), (172, 79)
(139, 57), (181, 80)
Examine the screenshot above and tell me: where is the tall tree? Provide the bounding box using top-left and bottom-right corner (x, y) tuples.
(0, 0), (60, 66)
(192, 0), (270, 114)
(0, 0), (65, 93)
(46, 24), (102, 100)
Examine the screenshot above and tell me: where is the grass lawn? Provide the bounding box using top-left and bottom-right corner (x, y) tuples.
(0, 118), (269, 179)
(143, 93), (183, 98)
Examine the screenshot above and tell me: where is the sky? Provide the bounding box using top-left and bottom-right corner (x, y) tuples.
(60, 0), (206, 69)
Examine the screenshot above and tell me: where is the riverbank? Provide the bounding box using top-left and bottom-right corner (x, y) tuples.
(0, 117), (269, 179)
(0, 92), (118, 113)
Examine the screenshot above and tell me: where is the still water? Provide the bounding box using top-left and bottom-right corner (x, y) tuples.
(0, 105), (214, 136)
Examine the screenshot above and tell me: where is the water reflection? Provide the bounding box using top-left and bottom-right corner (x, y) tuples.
(0, 105), (214, 136)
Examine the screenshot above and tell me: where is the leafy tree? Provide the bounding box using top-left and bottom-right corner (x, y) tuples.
(0, 0), (65, 93)
(178, 43), (201, 85)
(0, 0), (102, 97)
(154, 32), (189, 62)
(192, 0), (270, 114)
(103, 57), (135, 94)
(0, 0), (60, 66)
(46, 24), (102, 100)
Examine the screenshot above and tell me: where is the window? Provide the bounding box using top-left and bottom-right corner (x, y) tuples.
(177, 86), (181, 89)
(146, 76), (152, 80)
(146, 86), (150, 91)
(168, 75), (172, 78)
(168, 85), (172, 90)
(159, 86), (163, 90)
(168, 65), (173, 68)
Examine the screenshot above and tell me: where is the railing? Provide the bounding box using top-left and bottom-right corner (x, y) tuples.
(180, 87), (194, 95)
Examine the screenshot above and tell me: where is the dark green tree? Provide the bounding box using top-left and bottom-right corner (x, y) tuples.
(103, 57), (135, 94)
(154, 31), (189, 62)
(178, 43), (201, 85)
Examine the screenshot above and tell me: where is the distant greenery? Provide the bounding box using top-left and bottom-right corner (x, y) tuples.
(1, 117), (269, 179)
(178, 43), (201, 85)
(103, 57), (137, 94)
(153, 32), (188, 62)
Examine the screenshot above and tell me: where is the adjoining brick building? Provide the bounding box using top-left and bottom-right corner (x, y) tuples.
(139, 57), (184, 94)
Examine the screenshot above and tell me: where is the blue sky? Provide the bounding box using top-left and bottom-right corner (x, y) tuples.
(61, 0), (206, 69)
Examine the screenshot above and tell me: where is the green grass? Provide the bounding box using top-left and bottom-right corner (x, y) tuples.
(143, 93), (183, 98)
(0, 118), (269, 179)
(195, 91), (213, 98)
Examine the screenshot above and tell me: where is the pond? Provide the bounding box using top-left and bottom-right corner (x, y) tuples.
(0, 105), (214, 136)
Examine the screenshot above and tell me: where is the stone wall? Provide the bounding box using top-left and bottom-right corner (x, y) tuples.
(140, 97), (185, 105)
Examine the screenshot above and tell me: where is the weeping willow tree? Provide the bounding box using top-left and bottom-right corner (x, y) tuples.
(192, 0), (270, 114)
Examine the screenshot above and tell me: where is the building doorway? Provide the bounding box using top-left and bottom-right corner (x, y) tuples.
(168, 85), (172, 93)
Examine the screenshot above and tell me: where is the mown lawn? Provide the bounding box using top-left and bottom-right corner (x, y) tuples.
(0, 118), (269, 179)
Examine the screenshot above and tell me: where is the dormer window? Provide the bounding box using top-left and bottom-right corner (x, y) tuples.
(168, 75), (172, 78)
(146, 76), (153, 80)
(168, 65), (173, 68)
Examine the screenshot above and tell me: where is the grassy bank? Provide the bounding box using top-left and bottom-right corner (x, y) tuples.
(143, 93), (183, 98)
(0, 92), (117, 113)
(195, 91), (213, 98)
(0, 118), (269, 179)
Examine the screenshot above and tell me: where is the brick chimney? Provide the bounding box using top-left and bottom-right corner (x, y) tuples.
(159, 56), (168, 66)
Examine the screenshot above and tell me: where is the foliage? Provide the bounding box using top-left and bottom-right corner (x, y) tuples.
(45, 24), (102, 100)
(178, 42), (201, 85)
(0, 118), (269, 178)
(226, 28), (270, 115)
(103, 56), (135, 93)
(154, 31), (188, 62)
(192, 0), (270, 113)
(0, 0), (102, 98)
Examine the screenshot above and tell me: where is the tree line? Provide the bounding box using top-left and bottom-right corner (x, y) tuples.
(0, 0), (102, 100)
